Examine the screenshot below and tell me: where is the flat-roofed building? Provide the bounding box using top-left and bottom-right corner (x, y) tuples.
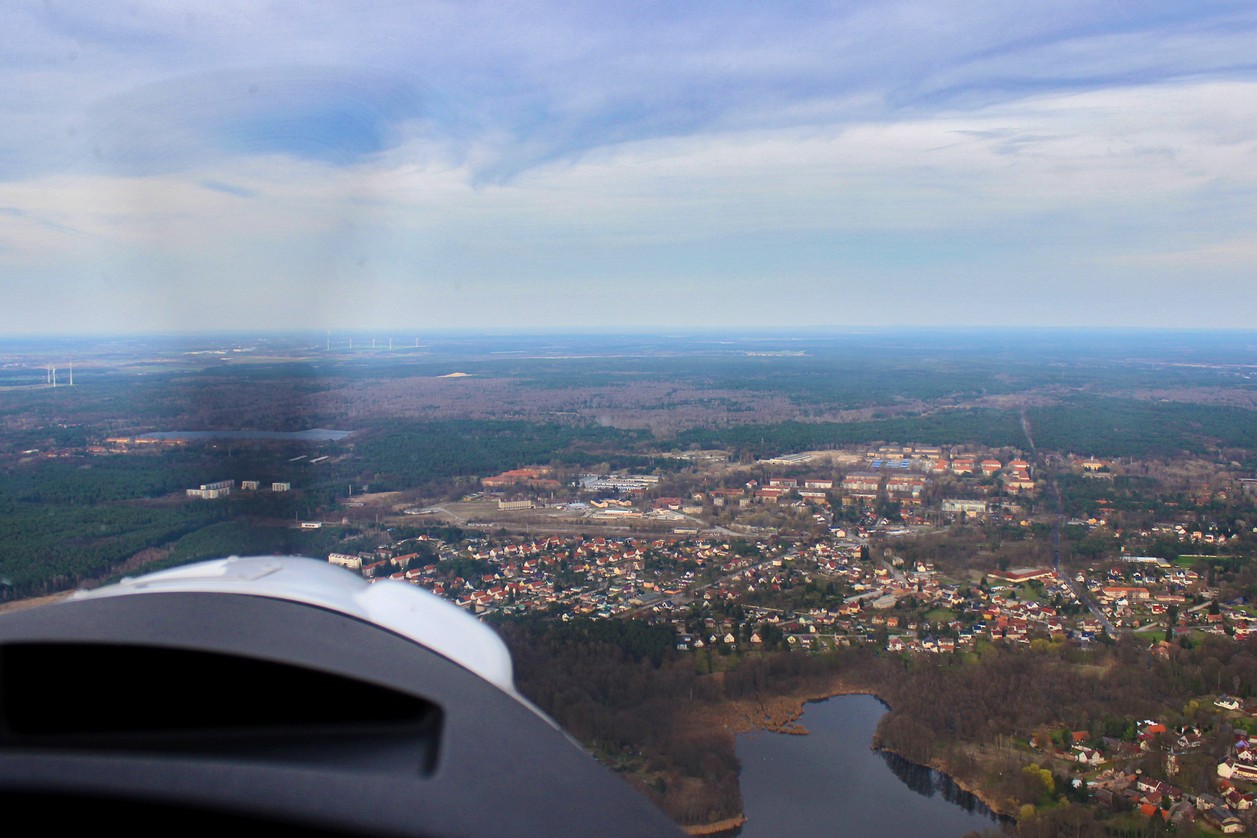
(328, 553), (362, 571)
(942, 498), (989, 518)
(498, 499), (535, 511)
(187, 479), (235, 499)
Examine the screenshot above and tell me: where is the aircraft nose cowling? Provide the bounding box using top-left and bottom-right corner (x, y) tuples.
(0, 556), (684, 838)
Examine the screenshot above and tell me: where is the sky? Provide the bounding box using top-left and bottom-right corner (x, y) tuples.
(1, 1), (1255, 334)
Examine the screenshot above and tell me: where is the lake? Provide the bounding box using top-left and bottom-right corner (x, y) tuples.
(735, 694), (1001, 837)
(146, 429), (352, 441)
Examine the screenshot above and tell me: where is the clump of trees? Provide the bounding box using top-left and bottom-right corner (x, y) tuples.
(498, 612), (1257, 830)
(498, 616), (741, 825)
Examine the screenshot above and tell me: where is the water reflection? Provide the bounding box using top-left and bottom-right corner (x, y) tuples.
(735, 694), (1002, 838)
(879, 751), (991, 814)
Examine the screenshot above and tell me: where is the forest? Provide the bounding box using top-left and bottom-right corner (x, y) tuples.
(500, 616), (1257, 832)
(344, 420), (649, 490)
(0, 502), (226, 596)
(674, 397), (1257, 461)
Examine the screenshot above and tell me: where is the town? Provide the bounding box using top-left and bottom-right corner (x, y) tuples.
(8, 332), (1257, 835)
(317, 441), (1256, 653)
(288, 439), (1257, 831)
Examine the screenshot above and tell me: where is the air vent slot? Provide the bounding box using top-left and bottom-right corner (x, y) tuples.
(0, 643), (441, 773)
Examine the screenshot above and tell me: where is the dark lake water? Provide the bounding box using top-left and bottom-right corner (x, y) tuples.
(147, 429), (352, 441)
(735, 694), (1001, 838)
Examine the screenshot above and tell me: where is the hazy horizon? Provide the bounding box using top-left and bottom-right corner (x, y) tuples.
(6, 324), (1257, 339)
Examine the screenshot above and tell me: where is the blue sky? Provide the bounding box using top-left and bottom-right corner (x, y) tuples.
(1, 1), (1255, 333)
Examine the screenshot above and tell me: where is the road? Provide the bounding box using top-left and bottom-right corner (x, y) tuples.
(1021, 409), (1119, 638)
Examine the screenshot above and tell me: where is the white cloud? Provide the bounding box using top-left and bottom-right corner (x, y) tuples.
(4, 78), (1255, 262)
(2, 0), (1257, 333)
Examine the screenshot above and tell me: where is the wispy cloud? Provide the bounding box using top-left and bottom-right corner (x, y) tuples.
(197, 180), (256, 198)
(0, 1), (1255, 331)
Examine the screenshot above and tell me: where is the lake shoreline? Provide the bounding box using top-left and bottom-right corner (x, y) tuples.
(872, 742), (1016, 820)
(683, 815), (746, 836)
(683, 681), (1011, 835)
